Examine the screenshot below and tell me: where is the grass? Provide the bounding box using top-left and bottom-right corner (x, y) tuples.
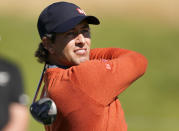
(0, 15), (179, 131)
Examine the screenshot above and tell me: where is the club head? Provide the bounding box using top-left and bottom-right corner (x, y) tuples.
(30, 97), (57, 125)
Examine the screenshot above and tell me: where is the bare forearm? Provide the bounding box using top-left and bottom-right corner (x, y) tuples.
(2, 103), (29, 131)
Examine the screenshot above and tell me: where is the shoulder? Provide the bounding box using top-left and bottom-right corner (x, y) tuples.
(44, 60), (111, 81)
(45, 66), (73, 82)
(45, 67), (63, 78)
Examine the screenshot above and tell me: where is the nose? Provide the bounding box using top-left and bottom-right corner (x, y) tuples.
(75, 34), (85, 47)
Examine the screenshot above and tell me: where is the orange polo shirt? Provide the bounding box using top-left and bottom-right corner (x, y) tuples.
(42, 48), (148, 131)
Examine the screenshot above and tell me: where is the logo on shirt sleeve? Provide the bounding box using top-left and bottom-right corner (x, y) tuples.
(105, 63), (111, 70)
(102, 59), (112, 70)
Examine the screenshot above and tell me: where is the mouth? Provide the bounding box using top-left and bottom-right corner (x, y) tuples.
(74, 48), (87, 55)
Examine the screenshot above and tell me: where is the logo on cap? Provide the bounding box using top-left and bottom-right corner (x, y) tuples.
(76, 8), (86, 15)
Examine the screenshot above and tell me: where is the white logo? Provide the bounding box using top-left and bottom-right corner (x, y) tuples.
(105, 63), (111, 70)
(101, 59), (111, 70)
(0, 72), (10, 87)
(76, 8), (86, 15)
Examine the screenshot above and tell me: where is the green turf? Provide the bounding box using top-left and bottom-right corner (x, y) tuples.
(0, 15), (179, 131)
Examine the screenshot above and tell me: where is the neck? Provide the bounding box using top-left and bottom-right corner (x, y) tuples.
(47, 55), (72, 68)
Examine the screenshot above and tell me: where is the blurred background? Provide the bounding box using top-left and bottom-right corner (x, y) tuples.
(0, 0), (178, 130)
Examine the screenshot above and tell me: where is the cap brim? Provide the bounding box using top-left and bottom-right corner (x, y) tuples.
(53, 16), (100, 33)
(85, 16), (100, 25)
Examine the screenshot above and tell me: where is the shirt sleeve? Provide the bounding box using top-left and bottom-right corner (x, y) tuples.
(90, 48), (131, 60)
(71, 48), (148, 106)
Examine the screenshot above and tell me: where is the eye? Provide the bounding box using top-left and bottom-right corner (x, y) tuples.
(81, 28), (90, 37)
(64, 31), (77, 39)
(82, 29), (89, 33)
(66, 31), (75, 36)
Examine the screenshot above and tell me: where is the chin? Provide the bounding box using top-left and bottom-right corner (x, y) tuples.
(76, 57), (89, 65)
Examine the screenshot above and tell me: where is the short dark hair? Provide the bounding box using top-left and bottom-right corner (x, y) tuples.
(35, 34), (56, 63)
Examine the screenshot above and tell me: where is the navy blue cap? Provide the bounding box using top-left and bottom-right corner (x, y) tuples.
(37, 2), (100, 39)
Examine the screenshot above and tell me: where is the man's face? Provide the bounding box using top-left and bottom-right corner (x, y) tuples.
(48, 21), (91, 66)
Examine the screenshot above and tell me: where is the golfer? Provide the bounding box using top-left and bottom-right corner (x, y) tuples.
(34, 1), (148, 131)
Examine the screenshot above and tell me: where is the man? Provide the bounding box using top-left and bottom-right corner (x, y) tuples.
(0, 57), (29, 131)
(34, 1), (147, 131)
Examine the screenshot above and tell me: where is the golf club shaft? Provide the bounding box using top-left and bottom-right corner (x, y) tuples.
(32, 64), (47, 102)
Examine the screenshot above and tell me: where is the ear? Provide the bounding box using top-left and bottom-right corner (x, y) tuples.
(42, 37), (55, 54)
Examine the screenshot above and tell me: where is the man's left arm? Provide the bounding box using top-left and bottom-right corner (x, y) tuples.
(73, 48), (148, 105)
